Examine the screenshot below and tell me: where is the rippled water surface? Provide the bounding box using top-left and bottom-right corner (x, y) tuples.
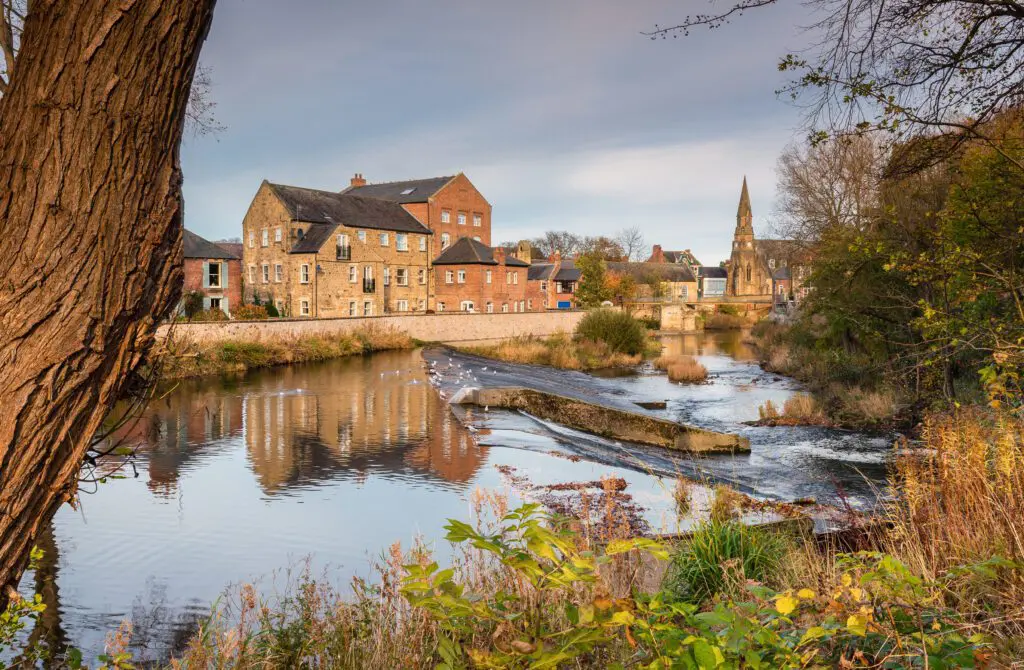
(20, 331), (893, 662)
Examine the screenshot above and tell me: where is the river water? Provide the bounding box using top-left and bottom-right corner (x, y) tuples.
(19, 331), (893, 663)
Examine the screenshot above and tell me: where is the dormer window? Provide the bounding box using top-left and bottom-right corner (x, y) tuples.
(400, 187), (416, 195)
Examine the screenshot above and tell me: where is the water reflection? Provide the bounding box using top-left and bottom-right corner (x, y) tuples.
(658, 329), (758, 361)
(114, 351), (486, 497)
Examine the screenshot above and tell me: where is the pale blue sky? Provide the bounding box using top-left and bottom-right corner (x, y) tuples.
(181, 0), (813, 265)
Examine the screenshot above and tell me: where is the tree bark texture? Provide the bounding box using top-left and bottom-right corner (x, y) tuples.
(0, 0), (216, 606)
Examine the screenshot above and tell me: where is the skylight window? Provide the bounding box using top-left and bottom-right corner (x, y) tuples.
(400, 187), (416, 195)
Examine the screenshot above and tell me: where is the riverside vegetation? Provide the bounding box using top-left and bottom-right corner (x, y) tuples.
(157, 324), (414, 379)
(463, 309), (655, 371)
(4, 411), (1020, 668)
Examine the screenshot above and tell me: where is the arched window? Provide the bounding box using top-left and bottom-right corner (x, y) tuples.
(745, 265), (751, 282)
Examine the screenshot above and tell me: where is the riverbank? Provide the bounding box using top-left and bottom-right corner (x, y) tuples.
(156, 324), (414, 379)
(750, 320), (908, 430)
(459, 333), (643, 371)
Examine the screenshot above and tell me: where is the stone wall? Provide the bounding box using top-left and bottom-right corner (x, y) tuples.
(157, 310), (587, 345)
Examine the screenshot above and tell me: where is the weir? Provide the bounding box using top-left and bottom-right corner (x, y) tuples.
(450, 386), (750, 454)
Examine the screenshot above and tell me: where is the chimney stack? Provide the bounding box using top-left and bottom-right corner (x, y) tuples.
(549, 250), (561, 262)
(494, 247), (506, 265)
(350, 173), (367, 188)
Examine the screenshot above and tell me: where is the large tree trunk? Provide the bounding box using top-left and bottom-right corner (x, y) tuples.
(0, 0), (216, 607)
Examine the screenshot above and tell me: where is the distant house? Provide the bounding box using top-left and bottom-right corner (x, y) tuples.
(607, 261), (698, 303)
(183, 229), (241, 316)
(698, 266), (728, 298)
(527, 253), (580, 309)
(431, 237), (535, 313)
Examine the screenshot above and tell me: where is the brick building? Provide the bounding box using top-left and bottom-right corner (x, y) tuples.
(183, 229), (241, 316)
(526, 253), (580, 309)
(241, 181), (432, 317)
(343, 173), (491, 255)
(431, 237), (536, 313)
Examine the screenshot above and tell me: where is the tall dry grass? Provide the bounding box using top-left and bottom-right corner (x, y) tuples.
(463, 334), (642, 371)
(654, 355), (708, 383)
(757, 393), (827, 425)
(159, 325), (414, 379)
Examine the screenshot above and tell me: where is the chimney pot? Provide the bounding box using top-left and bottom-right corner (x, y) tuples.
(350, 173), (367, 188)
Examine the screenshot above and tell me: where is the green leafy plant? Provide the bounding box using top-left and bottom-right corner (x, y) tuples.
(574, 309), (647, 356)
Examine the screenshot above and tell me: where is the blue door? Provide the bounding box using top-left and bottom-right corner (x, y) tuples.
(557, 301), (571, 310)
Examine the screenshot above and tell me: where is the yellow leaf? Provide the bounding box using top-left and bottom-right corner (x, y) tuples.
(847, 614), (868, 637)
(849, 587), (863, 601)
(776, 595), (798, 616)
(841, 574), (852, 587)
(797, 588), (816, 599)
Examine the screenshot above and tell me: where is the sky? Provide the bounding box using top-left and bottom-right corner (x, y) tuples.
(181, 0), (816, 265)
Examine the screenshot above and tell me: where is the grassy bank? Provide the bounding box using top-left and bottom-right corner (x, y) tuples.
(461, 333), (643, 371)
(462, 310), (656, 372)
(157, 325), (414, 379)
(751, 320), (904, 429)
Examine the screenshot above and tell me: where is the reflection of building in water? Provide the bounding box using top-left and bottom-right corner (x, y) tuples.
(108, 382), (244, 499)
(244, 352), (486, 494)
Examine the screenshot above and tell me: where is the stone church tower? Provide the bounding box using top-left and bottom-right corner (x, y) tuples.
(726, 177), (769, 297)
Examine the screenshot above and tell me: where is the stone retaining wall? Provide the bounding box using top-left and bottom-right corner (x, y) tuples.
(157, 310), (586, 345)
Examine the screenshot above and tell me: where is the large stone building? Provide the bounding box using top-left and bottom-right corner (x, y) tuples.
(241, 181), (433, 317)
(342, 173), (492, 255)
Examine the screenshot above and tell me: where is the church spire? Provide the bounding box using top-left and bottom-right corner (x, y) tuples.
(737, 175), (752, 221)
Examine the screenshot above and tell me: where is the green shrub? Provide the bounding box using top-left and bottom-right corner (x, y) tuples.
(574, 309), (647, 355)
(233, 304), (269, 320)
(664, 521), (790, 603)
(191, 308), (228, 322)
(265, 302), (281, 318)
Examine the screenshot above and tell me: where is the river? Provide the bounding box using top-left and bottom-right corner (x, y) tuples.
(17, 331), (893, 664)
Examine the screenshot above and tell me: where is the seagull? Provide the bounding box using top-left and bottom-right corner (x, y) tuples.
(467, 425), (478, 433)
(484, 406), (489, 412)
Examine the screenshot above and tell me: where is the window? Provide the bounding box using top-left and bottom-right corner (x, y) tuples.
(768, 258), (776, 269)
(461, 300), (474, 312)
(396, 234), (408, 251)
(296, 228), (304, 240)
(441, 233), (450, 249)
(337, 233), (351, 260)
(363, 301), (372, 316)
(349, 265), (357, 283)
(300, 264), (310, 284)
(363, 266), (374, 293)
(380, 233), (389, 247)
(473, 213), (482, 227)
(419, 236), (427, 251)
(275, 299), (283, 313)
(248, 266), (256, 284)
(485, 269), (492, 284)
(383, 267), (390, 286)
(349, 301), (356, 316)
(357, 230), (366, 243)
(210, 297), (222, 311)
(437, 302), (446, 312)
(457, 212), (467, 226)
(261, 229), (269, 247)
(418, 268), (427, 285)
(520, 300), (525, 312)
(418, 299), (426, 311)
(513, 272), (519, 285)
(512, 301), (517, 313)
(457, 270), (466, 284)
(506, 272), (512, 285)
(396, 268), (408, 286)
(207, 262), (221, 288)
(248, 231), (255, 248)
(440, 210), (451, 223)
(396, 299), (409, 312)
(527, 299), (532, 310)
(555, 281), (564, 293)
(541, 281), (548, 292)
(274, 264), (282, 283)
(680, 285), (688, 299)
(275, 227), (282, 243)
(473, 236), (481, 242)
(501, 303), (509, 313)
(486, 302), (493, 313)
(445, 270), (454, 284)
(261, 264), (269, 283)
(300, 299), (310, 316)
(400, 187), (416, 195)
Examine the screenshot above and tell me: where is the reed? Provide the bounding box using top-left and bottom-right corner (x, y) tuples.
(463, 334), (642, 371)
(654, 354), (708, 383)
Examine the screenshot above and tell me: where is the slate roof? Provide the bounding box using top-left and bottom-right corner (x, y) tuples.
(772, 266), (793, 280)
(528, 263), (554, 281)
(342, 175), (456, 204)
(607, 261), (696, 283)
(214, 241), (244, 259)
(553, 260), (580, 282)
(432, 237), (528, 266)
(266, 181), (431, 234)
(698, 266), (728, 279)
(289, 223), (340, 254)
(184, 229), (238, 259)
